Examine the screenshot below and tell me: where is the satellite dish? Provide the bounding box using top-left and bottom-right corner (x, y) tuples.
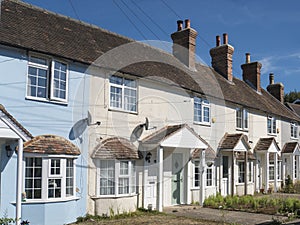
(130, 124), (144, 142)
(130, 118), (150, 142)
(69, 118), (88, 141)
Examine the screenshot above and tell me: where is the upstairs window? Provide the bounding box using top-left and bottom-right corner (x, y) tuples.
(27, 56), (68, 103)
(194, 97), (210, 125)
(291, 122), (298, 139)
(109, 75), (137, 112)
(267, 116), (277, 135)
(236, 108), (248, 130)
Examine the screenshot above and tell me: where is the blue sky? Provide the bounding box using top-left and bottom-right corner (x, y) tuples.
(23, 0), (299, 93)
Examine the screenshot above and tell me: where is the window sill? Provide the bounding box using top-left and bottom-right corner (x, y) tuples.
(191, 186), (215, 190)
(236, 128), (248, 132)
(267, 133), (277, 137)
(91, 193), (138, 199)
(291, 137), (299, 140)
(108, 108), (138, 115)
(26, 96), (68, 106)
(11, 196), (80, 205)
(193, 121), (211, 127)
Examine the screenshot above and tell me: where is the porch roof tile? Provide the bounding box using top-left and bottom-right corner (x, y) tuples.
(23, 135), (80, 155)
(92, 137), (141, 159)
(254, 137), (277, 152)
(282, 142), (299, 154)
(218, 133), (250, 150)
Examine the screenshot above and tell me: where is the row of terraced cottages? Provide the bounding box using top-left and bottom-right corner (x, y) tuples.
(0, 1), (299, 225)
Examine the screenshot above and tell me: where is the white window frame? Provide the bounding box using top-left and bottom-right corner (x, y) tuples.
(277, 160), (282, 180)
(248, 161), (253, 182)
(267, 116), (277, 135)
(24, 156), (76, 202)
(109, 75), (137, 113)
(236, 108), (248, 131)
(294, 156), (298, 179)
(238, 161), (245, 183)
(291, 122), (298, 139)
(206, 165), (213, 186)
(269, 160), (275, 181)
(97, 160), (136, 197)
(194, 161), (200, 188)
(26, 54), (68, 103)
(194, 97), (211, 125)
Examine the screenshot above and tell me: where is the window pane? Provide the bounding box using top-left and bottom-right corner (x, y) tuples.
(109, 75), (122, 85)
(100, 160), (115, 195)
(51, 61), (67, 100)
(25, 158), (42, 199)
(27, 64), (48, 98)
(30, 56), (47, 65)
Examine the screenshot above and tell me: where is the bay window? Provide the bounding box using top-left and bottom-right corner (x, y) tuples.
(98, 160), (136, 196)
(25, 157), (76, 201)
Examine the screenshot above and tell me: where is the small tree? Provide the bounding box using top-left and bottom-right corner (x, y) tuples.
(284, 90), (300, 103)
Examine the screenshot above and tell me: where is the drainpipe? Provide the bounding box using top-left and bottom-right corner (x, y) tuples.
(16, 138), (23, 225)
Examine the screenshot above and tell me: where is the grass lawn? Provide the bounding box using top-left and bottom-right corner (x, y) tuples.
(70, 210), (222, 225)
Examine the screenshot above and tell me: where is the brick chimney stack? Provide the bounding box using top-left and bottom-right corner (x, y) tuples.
(267, 73), (284, 103)
(171, 19), (198, 70)
(210, 33), (234, 82)
(241, 53), (262, 93)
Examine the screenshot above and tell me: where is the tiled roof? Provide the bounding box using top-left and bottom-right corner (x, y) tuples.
(236, 151), (256, 160)
(282, 142), (299, 154)
(141, 124), (185, 145)
(23, 135), (80, 155)
(1, 0), (300, 122)
(192, 148), (216, 161)
(287, 103), (300, 117)
(92, 137), (141, 159)
(218, 133), (251, 150)
(254, 137), (277, 152)
(0, 104), (33, 139)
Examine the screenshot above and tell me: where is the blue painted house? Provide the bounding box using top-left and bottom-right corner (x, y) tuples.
(0, 0), (90, 224)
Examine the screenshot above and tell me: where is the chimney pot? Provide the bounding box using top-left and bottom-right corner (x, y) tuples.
(269, 73), (274, 85)
(177, 20), (183, 31)
(245, 53), (251, 64)
(185, 19), (190, 28)
(223, 33), (228, 45)
(216, 35), (221, 47)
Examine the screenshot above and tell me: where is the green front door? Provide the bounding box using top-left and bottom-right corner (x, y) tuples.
(172, 153), (184, 205)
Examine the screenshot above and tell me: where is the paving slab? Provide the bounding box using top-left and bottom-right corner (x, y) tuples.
(164, 205), (300, 225)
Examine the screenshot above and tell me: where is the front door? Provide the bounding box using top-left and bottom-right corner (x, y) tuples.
(221, 155), (229, 196)
(172, 153), (184, 205)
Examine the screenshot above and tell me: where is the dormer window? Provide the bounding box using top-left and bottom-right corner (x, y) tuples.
(291, 122), (298, 139)
(194, 97), (210, 125)
(236, 108), (248, 130)
(267, 116), (277, 135)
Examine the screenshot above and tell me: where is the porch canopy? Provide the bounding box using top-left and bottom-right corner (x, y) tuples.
(254, 137), (280, 191)
(219, 133), (251, 153)
(141, 124), (208, 211)
(141, 124), (207, 149)
(218, 133), (252, 196)
(282, 142), (300, 156)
